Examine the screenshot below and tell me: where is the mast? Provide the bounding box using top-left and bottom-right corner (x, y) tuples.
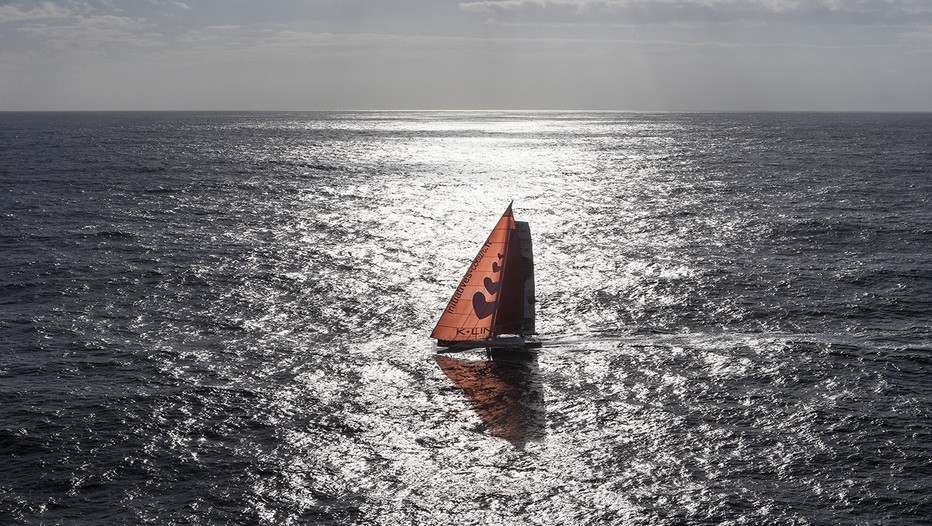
(489, 210), (524, 336)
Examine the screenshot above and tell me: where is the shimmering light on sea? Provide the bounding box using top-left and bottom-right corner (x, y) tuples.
(1, 111), (930, 524)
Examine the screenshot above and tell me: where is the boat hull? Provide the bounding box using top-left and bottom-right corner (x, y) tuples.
(437, 336), (541, 353)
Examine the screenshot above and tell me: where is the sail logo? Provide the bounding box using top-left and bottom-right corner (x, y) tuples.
(472, 252), (504, 319)
(456, 327), (490, 337)
(445, 241), (493, 314)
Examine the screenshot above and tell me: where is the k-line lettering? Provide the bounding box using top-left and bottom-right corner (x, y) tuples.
(456, 327), (490, 336)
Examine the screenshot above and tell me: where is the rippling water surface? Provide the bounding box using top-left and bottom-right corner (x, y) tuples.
(2, 111), (931, 524)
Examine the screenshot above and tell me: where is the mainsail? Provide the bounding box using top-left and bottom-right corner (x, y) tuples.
(432, 203), (536, 347)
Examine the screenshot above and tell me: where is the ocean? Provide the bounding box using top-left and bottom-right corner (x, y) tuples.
(1, 111), (930, 525)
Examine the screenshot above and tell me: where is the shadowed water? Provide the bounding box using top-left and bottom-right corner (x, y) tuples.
(1, 111), (931, 524)
(435, 351), (546, 445)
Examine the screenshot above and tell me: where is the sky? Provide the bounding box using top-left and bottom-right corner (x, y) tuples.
(1, 0), (931, 111)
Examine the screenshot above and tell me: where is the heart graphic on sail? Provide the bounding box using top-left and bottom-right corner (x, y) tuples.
(483, 277), (502, 295)
(473, 253), (504, 318)
(472, 292), (498, 320)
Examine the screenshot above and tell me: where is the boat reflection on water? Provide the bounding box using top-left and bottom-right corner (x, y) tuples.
(435, 350), (546, 445)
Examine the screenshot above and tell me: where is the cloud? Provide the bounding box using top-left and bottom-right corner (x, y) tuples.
(13, 14), (159, 53)
(0, 0), (191, 55)
(458, 0), (932, 26)
(899, 26), (932, 45)
(146, 0), (192, 12)
(0, 1), (71, 22)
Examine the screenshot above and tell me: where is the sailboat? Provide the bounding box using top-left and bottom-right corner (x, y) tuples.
(432, 202), (540, 351)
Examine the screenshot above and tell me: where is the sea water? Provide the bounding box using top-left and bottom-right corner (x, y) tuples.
(1, 111), (931, 524)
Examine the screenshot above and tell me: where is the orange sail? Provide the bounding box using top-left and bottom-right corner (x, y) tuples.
(432, 203), (536, 346)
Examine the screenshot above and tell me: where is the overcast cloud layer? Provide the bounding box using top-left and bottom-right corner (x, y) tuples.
(1, 0), (930, 110)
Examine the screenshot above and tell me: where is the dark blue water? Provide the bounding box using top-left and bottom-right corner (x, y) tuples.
(2, 111), (931, 524)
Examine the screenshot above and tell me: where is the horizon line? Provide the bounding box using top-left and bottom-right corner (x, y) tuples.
(2, 108), (932, 114)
